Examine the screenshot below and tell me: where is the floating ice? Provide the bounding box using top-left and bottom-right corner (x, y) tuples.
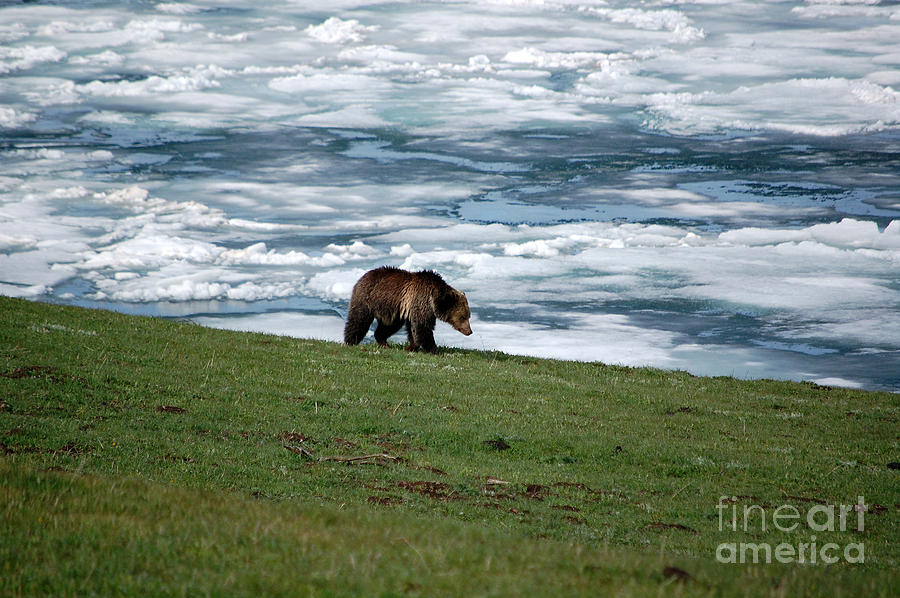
(0, 45), (66, 74)
(0, 107), (36, 128)
(305, 17), (378, 44)
(579, 7), (706, 43)
(502, 47), (609, 70)
(156, 3), (204, 16)
(643, 78), (900, 136)
(719, 219), (900, 250)
(218, 243), (345, 267)
(79, 73), (221, 97)
(306, 268), (368, 302)
(0, 234), (37, 253)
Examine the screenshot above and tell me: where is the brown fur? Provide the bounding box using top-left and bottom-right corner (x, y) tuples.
(343, 267), (472, 353)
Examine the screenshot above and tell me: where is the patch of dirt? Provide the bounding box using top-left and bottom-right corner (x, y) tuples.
(662, 566), (692, 583)
(1, 365), (85, 385)
(646, 522), (699, 535)
(664, 406), (693, 416)
(485, 483), (552, 502)
(156, 405), (186, 414)
(279, 431), (312, 444)
(330, 437), (357, 448)
(56, 442), (89, 455)
(0, 438), (39, 454)
(396, 480), (462, 501)
(484, 438), (510, 451)
(2, 365), (55, 379)
(523, 484), (547, 500)
(376, 433), (410, 452)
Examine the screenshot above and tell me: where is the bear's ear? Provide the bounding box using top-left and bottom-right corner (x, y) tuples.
(434, 289), (456, 316)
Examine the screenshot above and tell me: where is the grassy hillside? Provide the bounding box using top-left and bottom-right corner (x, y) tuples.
(1, 296), (897, 596)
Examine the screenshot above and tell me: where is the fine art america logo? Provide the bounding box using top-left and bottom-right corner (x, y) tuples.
(716, 496), (866, 564)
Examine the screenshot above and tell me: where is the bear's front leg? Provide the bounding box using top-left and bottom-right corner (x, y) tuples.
(408, 319), (438, 353)
(404, 321), (417, 351)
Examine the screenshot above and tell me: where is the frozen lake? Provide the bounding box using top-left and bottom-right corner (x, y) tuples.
(1, 0), (898, 390)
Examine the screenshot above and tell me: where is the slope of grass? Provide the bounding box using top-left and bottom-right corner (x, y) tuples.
(1, 296), (897, 596)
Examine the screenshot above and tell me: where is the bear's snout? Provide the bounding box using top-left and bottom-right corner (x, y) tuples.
(457, 323), (473, 336)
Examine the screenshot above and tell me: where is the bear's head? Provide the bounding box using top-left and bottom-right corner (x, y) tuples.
(436, 288), (472, 336)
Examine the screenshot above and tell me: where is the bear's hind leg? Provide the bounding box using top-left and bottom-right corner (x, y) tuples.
(374, 319), (403, 347)
(344, 305), (375, 345)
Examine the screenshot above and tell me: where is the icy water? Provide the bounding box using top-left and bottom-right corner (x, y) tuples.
(1, 1), (899, 390)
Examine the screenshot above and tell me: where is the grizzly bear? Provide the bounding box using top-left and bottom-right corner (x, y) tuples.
(343, 266), (472, 353)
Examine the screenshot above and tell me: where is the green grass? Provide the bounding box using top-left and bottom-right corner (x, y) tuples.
(1, 296), (897, 596)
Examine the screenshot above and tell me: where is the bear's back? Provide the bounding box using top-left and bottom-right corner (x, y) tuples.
(359, 267), (448, 292)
